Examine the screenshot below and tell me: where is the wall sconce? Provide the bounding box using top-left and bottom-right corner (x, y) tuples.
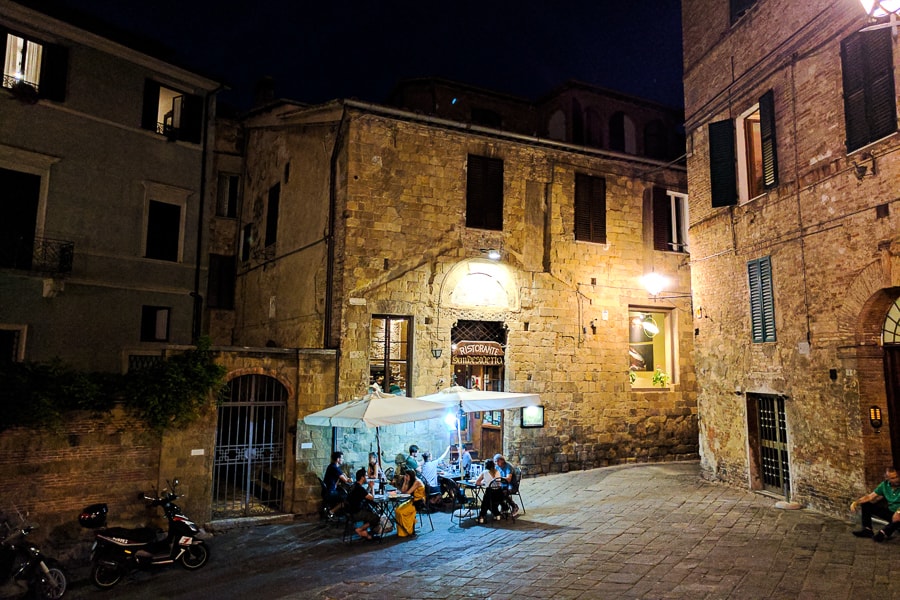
(589, 319), (597, 334)
(431, 348), (442, 359)
(859, 1), (900, 37)
(852, 151), (877, 181)
(640, 272), (691, 301)
(485, 249), (501, 261)
(870, 406), (883, 432)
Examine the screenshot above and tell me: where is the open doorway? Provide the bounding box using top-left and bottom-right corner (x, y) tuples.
(451, 320), (507, 461)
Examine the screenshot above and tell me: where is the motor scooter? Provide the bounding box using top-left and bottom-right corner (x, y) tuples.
(79, 478), (210, 589)
(0, 511), (67, 599)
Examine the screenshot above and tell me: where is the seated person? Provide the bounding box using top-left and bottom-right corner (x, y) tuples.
(395, 470), (426, 537)
(475, 459), (504, 524)
(404, 444), (421, 476)
(421, 445), (452, 505)
(494, 453), (519, 517)
(346, 469), (380, 540)
(366, 452), (385, 493)
(323, 451), (351, 516)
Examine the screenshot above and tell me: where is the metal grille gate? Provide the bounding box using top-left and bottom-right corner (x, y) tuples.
(757, 394), (790, 495)
(212, 375), (287, 519)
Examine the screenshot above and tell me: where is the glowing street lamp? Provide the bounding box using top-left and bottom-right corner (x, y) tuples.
(859, 0), (900, 18)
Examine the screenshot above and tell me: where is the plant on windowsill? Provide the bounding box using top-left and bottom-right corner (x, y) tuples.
(652, 368), (670, 388)
(629, 371), (636, 385)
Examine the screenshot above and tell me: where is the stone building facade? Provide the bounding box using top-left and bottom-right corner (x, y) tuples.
(682, 0), (900, 515)
(232, 83), (697, 498)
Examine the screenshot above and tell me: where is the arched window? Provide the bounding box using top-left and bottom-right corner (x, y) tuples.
(610, 112), (637, 154)
(585, 108), (603, 148)
(547, 110), (566, 141)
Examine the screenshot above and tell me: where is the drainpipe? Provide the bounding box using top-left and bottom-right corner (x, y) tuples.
(191, 85), (224, 343)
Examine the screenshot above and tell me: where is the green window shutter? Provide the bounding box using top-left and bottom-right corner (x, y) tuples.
(709, 120), (736, 208)
(759, 90), (778, 189)
(748, 256), (776, 343)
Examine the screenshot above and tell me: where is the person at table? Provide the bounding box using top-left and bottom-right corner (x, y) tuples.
(494, 453), (520, 517)
(366, 452), (385, 493)
(346, 468), (380, 540)
(421, 445), (452, 506)
(323, 451), (351, 517)
(457, 443), (473, 479)
(404, 444), (421, 475)
(475, 459), (504, 524)
(395, 470), (425, 537)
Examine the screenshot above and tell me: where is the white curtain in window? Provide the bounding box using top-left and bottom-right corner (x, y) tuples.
(3, 34), (22, 82)
(23, 40), (41, 85)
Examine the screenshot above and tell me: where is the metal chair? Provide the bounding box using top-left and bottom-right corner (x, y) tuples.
(506, 467), (525, 517)
(413, 498), (434, 532)
(481, 478), (504, 526)
(449, 480), (479, 524)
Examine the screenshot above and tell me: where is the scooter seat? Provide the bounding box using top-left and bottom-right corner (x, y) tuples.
(99, 526), (160, 544)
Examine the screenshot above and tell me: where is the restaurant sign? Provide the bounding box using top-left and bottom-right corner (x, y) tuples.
(451, 340), (505, 365)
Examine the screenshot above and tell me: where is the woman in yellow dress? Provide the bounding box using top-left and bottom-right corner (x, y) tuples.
(395, 470), (425, 537)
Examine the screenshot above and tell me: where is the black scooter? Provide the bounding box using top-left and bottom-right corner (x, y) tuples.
(0, 512), (67, 599)
(79, 478), (210, 589)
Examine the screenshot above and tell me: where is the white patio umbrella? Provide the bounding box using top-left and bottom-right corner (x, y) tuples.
(415, 386), (542, 456)
(303, 391), (451, 476)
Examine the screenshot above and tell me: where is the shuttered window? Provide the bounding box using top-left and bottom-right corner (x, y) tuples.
(574, 173), (606, 244)
(141, 79), (204, 143)
(709, 120), (737, 207)
(652, 187), (688, 252)
(1, 29), (68, 102)
(841, 29), (897, 152)
(759, 90), (779, 189)
(265, 183), (280, 247)
(465, 155), (504, 231)
(748, 256), (776, 343)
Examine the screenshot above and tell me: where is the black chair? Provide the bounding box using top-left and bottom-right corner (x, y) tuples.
(413, 498), (435, 532)
(342, 500), (386, 543)
(504, 467), (525, 518)
(449, 479), (479, 524)
(482, 478), (504, 525)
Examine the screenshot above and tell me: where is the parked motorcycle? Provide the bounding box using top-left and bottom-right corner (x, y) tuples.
(78, 478), (210, 589)
(0, 512), (67, 599)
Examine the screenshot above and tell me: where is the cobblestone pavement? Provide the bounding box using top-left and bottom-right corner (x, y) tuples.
(57, 461), (900, 599)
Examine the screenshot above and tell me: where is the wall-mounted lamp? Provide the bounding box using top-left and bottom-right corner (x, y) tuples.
(485, 249), (501, 261)
(859, 1), (900, 36)
(640, 272), (692, 301)
(431, 348), (442, 359)
(870, 405), (883, 432)
(589, 319), (597, 334)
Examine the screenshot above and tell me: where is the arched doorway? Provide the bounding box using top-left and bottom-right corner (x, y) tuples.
(883, 298), (900, 468)
(212, 374), (288, 518)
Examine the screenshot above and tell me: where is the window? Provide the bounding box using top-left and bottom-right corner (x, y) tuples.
(216, 173), (240, 218)
(628, 308), (673, 389)
(709, 90), (778, 207)
(470, 108), (502, 128)
(465, 155), (503, 231)
(644, 119), (668, 160)
(0, 166), (40, 270)
(145, 200), (182, 261)
(140, 306), (170, 342)
(141, 80), (202, 143)
(841, 29), (897, 152)
(652, 187), (688, 253)
(610, 112), (636, 154)
(2, 31), (67, 101)
(370, 316), (411, 396)
(748, 256), (776, 343)
(207, 254), (236, 310)
(265, 183), (280, 247)
(574, 173), (606, 244)
(0, 325), (26, 363)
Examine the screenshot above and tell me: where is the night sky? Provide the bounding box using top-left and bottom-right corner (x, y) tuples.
(46, 0), (684, 112)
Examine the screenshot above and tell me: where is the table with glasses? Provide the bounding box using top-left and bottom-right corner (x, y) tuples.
(371, 491), (411, 532)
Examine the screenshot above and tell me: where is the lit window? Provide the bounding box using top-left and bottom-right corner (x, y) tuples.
(2, 33), (41, 89)
(652, 187), (689, 253)
(370, 316), (410, 396)
(628, 309), (673, 389)
(141, 80), (203, 143)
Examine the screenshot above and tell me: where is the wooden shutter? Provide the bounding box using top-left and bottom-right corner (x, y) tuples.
(842, 29), (897, 151)
(574, 173), (606, 244)
(465, 155), (504, 231)
(759, 90), (778, 189)
(709, 119), (737, 208)
(748, 256), (775, 343)
(37, 43), (68, 102)
(141, 79), (160, 132)
(652, 187), (672, 251)
(180, 93), (204, 143)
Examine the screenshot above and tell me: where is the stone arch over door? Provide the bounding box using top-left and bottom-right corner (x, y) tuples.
(837, 259), (900, 484)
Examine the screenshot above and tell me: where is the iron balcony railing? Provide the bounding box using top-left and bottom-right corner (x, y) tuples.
(0, 235), (74, 274)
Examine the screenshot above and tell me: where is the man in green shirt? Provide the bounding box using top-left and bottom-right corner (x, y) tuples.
(851, 466), (900, 542)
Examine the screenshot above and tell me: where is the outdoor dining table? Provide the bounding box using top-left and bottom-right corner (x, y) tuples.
(452, 480), (484, 524)
(372, 492), (411, 530)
